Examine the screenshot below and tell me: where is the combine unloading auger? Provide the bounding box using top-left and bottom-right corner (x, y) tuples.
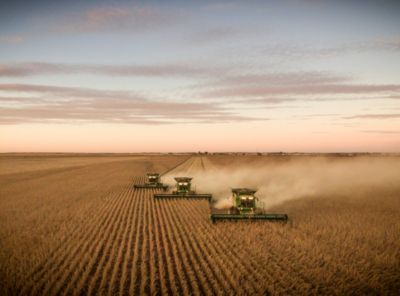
(210, 188), (288, 223)
(134, 173), (168, 191)
(154, 177), (212, 201)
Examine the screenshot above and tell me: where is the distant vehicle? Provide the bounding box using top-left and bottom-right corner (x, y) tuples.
(154, 177), (212, 201)
(134, 173), (168, 191)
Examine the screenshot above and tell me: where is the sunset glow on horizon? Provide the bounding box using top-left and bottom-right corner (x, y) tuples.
(1, 0), (400, 152)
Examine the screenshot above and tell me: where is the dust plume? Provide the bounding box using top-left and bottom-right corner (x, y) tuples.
(164, 156), (400, 209)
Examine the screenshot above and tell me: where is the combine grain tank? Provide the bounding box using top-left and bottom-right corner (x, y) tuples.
(210, 188), (288, 223)
(154, 177), (212, 200)
(134, 173), (168, 191)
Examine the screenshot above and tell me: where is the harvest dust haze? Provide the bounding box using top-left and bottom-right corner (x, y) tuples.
(165, 156), (400, 209)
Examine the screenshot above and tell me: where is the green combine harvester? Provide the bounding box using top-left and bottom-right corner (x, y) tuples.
(210, 188), (288, 223)
(134, 173), (168, 191)
(154, 177), (212, 200)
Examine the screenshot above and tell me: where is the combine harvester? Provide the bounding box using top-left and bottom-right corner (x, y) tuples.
(210, 188), (288, 223)
(154, 177), (212, 201)
(134, 173), (168, 191)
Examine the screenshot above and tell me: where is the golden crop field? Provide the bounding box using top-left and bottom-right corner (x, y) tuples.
(1, 153), (399, 295)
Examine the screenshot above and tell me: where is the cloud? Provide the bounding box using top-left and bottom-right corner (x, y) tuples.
(362, 130), (400, 134)
(203, 2), (240, 11)
(186, 27), (241, 44)
(193, 71), (400, 102)
(0, 35), (23, 44)
(203, 72), (349, 87)
(232, 95), (398, 106)
(60, 5), (183, 34)
(204, 83), (400, 98)
(344, 114), (400, 119)
(0, 83), (264, 124)
(235, 37), (400, 62)
(0, 62), (225, 78)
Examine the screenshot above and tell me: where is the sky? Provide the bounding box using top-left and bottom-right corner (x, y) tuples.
(0, 0), (399, 152)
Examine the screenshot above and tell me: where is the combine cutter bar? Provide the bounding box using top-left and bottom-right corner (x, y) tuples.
(154, 193), (212, 201)
(210, 213), (288, 223)
(134, 184), (168, 191)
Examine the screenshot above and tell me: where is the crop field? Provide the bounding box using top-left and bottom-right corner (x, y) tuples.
(1, 154), (399, 295)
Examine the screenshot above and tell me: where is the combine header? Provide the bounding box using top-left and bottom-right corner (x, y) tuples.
(210, 188), (288, 223)
(134, 173), (168, 191)
(154, 177), (212, 201)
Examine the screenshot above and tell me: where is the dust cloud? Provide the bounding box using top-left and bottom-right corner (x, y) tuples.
(163, 156), (400, 209)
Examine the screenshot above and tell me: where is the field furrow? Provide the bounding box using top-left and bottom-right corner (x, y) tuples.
(51, 184), (132, 295)
(21, 184), (127, 295)
(28, 184), (132, 295)
(155, 198), (193, 295)
(162, 199), (210, 295)
(181, 200), (260, 294)
(116, 184), (143, 296)
(128, 183), (146, 295)
(170, 200), (236, 294)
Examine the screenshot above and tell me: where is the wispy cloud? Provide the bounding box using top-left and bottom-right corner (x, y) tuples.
(202, 72), (349, 87)
(192, 71), (400, 106)
(59, 5), (183, 34)
(239, 95), (399, 106)
(0, 62), (225, 78)
(201, 70), (400, 99)
(362, 130), (400, 134)
(0, 35), (23, 44)
(255, 37), (400, 59)
(186, 27), (241, 44)
(0, 83), (264, 124)
(206, 84), (400, 98)
(344, 113), (400, 119)
(203, 2), (240, 11)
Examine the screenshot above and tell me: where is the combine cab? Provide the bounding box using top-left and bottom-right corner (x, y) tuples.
(134, 173), (168, 191)
(154, 177), (212, 200)
(210, 188), (288, 223)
